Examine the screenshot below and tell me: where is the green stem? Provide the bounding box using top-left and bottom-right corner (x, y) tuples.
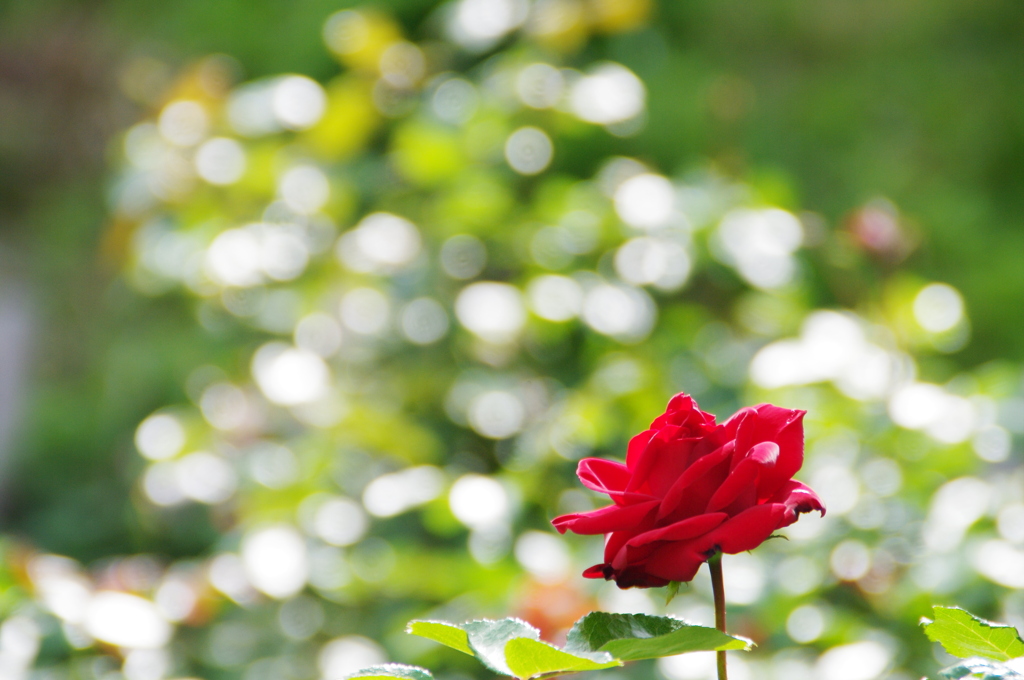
(708, 552), (728, 680)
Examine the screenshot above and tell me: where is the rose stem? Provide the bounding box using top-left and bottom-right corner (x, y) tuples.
(708, 551), (728, 680)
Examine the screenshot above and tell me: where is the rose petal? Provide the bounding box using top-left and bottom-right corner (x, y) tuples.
(613, 540), (657, 570)
(551, 499), (660, 535)
(771, 479), (826, 517)
(626, 436), (697, 496)
(651, 393), (717, 432)
(705, 441), (779, 513)
(613, 566), (670, 588)
(657, 441), (734, 520)
(643, 503), (792, 582)
(575, 458), (648, 503)
(583, 564), (612, 579)
(726, 405), (805, 500)
(626, 512), (729, 547)
(578, 458), (630, 492)
(604, 527), (633, 565)
(625, 429), (657, 470)
(585, 562), (669, 588)
(640, 540), (709, 583)
(576, 458), (654, 505)
(700, 502), (790, 554)
(627, 395), (719, 494)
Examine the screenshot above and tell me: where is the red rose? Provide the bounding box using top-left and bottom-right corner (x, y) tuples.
(552, 394), (825, 588)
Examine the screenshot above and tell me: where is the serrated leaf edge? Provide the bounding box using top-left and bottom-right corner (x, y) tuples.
(567, 611), (755, 659)
(406, 618), (457, 633)
(465, 619), (543, 676)
(342, 663), (434, 680)
(922, 607), (1024, 662)
(408, 617), (538, 628)
(937, 656), (1024, 679)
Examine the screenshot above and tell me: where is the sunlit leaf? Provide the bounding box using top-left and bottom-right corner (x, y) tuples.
(343, 664), (434, 680)
(462, 618), (542, 675)
(409, 618), (542, 676)
(937, 657), (1024, 679)
(564, 612), (752, 661)
(504, 637), (621, 679)
(922, 607), (1024, 662)
(406, 620), (473, 656)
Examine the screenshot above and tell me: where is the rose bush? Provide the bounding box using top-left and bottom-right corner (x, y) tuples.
(552, 394), (825, 588)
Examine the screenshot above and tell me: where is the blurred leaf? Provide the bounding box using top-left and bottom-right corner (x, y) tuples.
(564, 612), (753, 661)
(323, 9), (402, 71)
(937, 657), (1024, 679)
(343, 664), (434, 680)
(392, 122), (465, 186)
(922, 607), (1024, 662)
(503, 637), (621, 678)
(302, 76), (380, 160)
(590, 0), (653, 33)
(433, 171), (514, 230)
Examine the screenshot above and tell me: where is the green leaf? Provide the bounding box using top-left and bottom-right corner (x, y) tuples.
(938, 657), (1024, 679)
(409, 613), (751, 679)
(565, 612), (753, 661)
(463, 618), (542, 675)
(406, 621), (474, 656)
(504, 638), (621, 679)
(922, 607), (1024, 662)
(343, 664), (434, 680)
(408, 618), (541, 676)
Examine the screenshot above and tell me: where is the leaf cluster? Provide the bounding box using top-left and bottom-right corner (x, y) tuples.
(345, 612), (752, 680)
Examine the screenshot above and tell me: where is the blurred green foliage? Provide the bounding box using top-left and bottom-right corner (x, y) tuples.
(0, 1), (1022, 680)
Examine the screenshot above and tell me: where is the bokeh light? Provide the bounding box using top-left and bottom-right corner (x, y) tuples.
(84, 592), (171, 649)
(570, 63), (645, 125)
(242, 525), (309, 599)
(5, 4), (1023, 680)
(455, 282), (527, 343)
(504, 126), (554, 175)
(134, 413), (186, 461)
(913, 283), (965, 333)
